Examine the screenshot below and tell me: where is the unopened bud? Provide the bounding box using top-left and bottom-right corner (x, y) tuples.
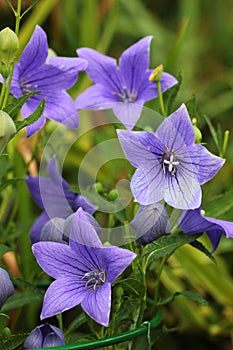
(193, 125), (202, 143)
(93, 182), (104, 193)
(0, 111), (16, 154)
(108, 189), (118, 201)
(0, 268), (14, 309)
(0, 62), (11, 79)
(2, 327), (11, 340)
(0, 27), (19, 66)
(149, 64), (163, 82)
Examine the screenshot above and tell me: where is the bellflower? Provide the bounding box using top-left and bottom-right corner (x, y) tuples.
(9, 25), (87, 137)
(75, 36), (177, 129)
(117, 104), (224, 209)
(179, 208), (233, 252)
(24, 323), (65, 348)
(131, 202), (170, 245)
(26, 156), (96, 243)
(32, 208), (136, 326)
(0, 268), (14, 309)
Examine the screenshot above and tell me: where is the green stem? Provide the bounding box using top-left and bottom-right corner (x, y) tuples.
(107, 213), (114, 242)
(136, 257), (147, 327)
(2, 0), (21, 109)
(156, 81), (166, 117)
(0, 78), (7, 109)
(222, 130), (229, 157)
(154, 255), (168, 305)
(57, 313), (63, 331)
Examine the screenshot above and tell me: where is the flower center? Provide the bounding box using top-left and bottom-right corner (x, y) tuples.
(162, 150), (179, 176)
(82, 270), (106, 290)
(20, 78), (38, 95)
(113, 87), (137, 103)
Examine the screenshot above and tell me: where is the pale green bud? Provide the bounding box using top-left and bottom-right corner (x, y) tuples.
(0, 111), (16, 154)
(108, 189), (118, 201)
(149, 64), (163, 82)
(193, 125), (202, 143)
(0, 27), (19, 66)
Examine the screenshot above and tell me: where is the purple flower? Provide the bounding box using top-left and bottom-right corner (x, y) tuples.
(24, 323), (65, 348)
(32, 208), (136, 326)
(26, 156), (96, 243)
(131, 203), (170, 245)
(117, 104), (224, 209)
(75, 36), (177, 129)
(179, 208), (233, 251)
(10, 25), (87, 137)
(0, 268), (14, 309)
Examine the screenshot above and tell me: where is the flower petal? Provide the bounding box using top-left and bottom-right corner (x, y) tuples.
(49, 56), (87, 88)
(164, 167), (202, 209)
(32, 242), (79, 279)
(69, 208), (102, 248)
(30, 211), (49, 243)
(117, 129), (164, 168)
(40, 217), (65, 243)
(119, 36), (153, 92)
(131, 168), (165, 205)
(18, 25), (48, 78)
(81, 282), (111, 326)
(75, 85), (116, 110)
(24, 327), (43, 348)
(190, 144), (225, 184)
(102, 246), (136, 283)
(156, 104), (195, 149)
(113, 103), (143, 130)
(77, 48), (122, 91)
(41, 277), (86, 319)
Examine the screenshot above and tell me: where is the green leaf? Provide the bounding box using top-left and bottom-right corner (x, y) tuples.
(145, 233), (200, 266)
(120, 278), (146, 298)
(189, 240), (216, 264)
(0, 178), (25, 193)
(15, 99), (45, 131)
(1, 292), (42, 312)
(159, 290), (208, 307)
(0, 245), (12, 259)
(3, 91), (39, 119)
(0, 333), (28, 350)
(179, 290), (208, 306)
(185, 94), (197, 118)
(204, 189), (233, 218)
(202, 114), (221, 154)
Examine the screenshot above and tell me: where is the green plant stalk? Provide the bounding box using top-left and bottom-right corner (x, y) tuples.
(57, 313), (63, 332)
(153, 254), (168, 305)
(221, 130), (229, 157)
(0, 78), (7, 108)
(2, 0), (21, 109)
(156, 81), (166, 117)
(136, 257), (147, 328)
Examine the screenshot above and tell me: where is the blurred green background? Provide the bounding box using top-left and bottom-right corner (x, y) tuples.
(1, 0), (233, 349)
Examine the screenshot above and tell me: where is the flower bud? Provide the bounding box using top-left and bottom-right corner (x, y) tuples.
(149, 64), (163, 82)
(108, 189), (118, 201)
(0, 27), (19, 66)
(0, 111), (16, 154)
(24, 323), (65, 348)
(0, 62), (11, 79)
(0, 268), (14, 309)
(193, 125), (202, 143)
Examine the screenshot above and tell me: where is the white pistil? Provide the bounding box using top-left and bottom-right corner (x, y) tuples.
(163, 154), (179, 175)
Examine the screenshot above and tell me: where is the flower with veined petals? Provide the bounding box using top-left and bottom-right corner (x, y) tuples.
(75, 36), (177, 130)
(131, 203), (233, 251)
(26, 156), (96, 243)
(117, 104), (224, 209)
(32, 208), (136, 326)
(24, 323), (65, 348)
(179, 207), (233, 252)
(9, 25), (87, 137)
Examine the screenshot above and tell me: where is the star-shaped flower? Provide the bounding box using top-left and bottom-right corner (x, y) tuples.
(10, 25), (87, 137)
(26, 156), (96, 243)
(179, 207), (233, 251)
(75, 36), (177, 129)
(32, 208), (136, 326)
(117, 104), (225, 209)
